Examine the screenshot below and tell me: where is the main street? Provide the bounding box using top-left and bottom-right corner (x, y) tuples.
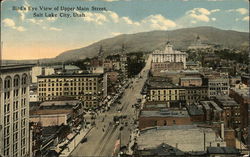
(70, 54), (152, 157)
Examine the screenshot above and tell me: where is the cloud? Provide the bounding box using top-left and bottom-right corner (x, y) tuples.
(42, 26), (62, 31)
(236, 8), (248, 15)
(141, 14), (176, 30)
(111, 32), (122, 36)
(103, 0), (119, 1)
(48, 27), (62, 31)
(27, 19), (44, 25)
(211, 9), (220, 13)
(186, 8), (211, 22)
(16, 26), (26, 32)
(16, 0), (30, 21)
(184, 8), (220, 23)
(207, 0), (224, 1)
(227, 8), (249, 15)
(3, 18), (26, 32)
(242, 16), (249, 21)
(75, 10), (176, 31)
(83, 12), (107, 25)
(3, 18), (15, 27)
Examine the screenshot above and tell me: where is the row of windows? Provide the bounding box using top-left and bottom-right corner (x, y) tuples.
(39, 86), (98, 91)
(209, 87), (228, 90)
(40, 78), (98, 83)
(152, 90), (178, 95)
(209, 83), (228, 86)
(3, 75), (28, 89)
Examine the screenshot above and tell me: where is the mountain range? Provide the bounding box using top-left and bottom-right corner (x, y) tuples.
(3, 26), (249, 64)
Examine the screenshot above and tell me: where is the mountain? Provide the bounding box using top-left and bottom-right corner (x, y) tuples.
(3, 26), (249, 64)
(53, 26), (248, 62)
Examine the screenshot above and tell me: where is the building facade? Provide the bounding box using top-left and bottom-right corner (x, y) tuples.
(208, 78), (229, 98)
(152, 42), (187, 73)
(37, 74), (103, 108)
(0, 64), (32, 157)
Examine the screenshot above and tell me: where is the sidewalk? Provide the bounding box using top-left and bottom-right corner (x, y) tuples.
(59, 126), (93, 157)
(126, 129), (139, 155)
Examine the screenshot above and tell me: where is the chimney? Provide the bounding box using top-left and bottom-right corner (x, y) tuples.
(221, 122), (224, 140)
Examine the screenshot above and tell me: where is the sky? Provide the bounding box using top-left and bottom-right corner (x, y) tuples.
(1, 0), (249, 60)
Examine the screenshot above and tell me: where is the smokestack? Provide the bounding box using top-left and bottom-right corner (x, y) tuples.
(221, 122), (224, 140)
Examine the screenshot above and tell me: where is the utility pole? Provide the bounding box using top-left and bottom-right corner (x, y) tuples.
(0, 42), (3, 68)
(204, 131), (206, 151)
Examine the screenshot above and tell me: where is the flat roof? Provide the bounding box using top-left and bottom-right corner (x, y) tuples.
(207, 147), (240, 154)
(231, 87), (250, 98)
(30, 109), (72, 115)
(0, 64), (34, 73)
(180, 77), (202, 80)
(140, 109), (189, 118)
(40, 100), (81, 107)
(138, 125), (226, 152)
(37, 73), (103, 78)
(187, 105), (204, 116)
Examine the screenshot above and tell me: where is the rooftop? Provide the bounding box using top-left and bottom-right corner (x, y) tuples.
(0, 64), (34, 73)
(37, 73), (103, 78)
(138, 143), (185, 156)
(138, 125), (226, 152)
(147, 77), (177, 89)
(215, 96), (239, 107)
(40, 100), (81, 107)
(187, 105), (204, 116)
(200, 101), (222, 112)
(207, 147), (240, 154)
(231, 84), (250, 98)
(180, 77), (202, 80)
(30, 109), (72, 115)
(140, 109), (189, 118)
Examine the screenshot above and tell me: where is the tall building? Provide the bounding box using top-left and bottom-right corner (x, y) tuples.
(0, 64), (33, 157)
(151, 42), (187, 73)
(37, 73), (104, 108)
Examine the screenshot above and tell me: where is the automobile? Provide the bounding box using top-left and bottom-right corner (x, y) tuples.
(80, 137), (88, 143)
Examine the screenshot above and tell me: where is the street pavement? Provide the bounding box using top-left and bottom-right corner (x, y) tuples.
(69, 54), (152, 157)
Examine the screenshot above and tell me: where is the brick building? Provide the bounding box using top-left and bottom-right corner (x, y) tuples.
(37, 73), (103, 108)
(229, 83), (250, 129)
(214, 96), (241, 129)
(138, 109), (191, 130)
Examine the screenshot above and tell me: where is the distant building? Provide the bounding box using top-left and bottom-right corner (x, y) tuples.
(180, 77), (202, 87)
(184, 86), (208, 104)
(138, 109), (191, 130)
(31, 66), (55, 83)
(188, 35), (212, 50)
(206, 147), (240, 156)
(186, 104), (204, 122)
(37, 73), (104, 108)
(208, 77), (229, 98)
(229, 83), (250, 129)
(151, 42), (187, 73)
(0, 64), (33, 157)
(214, 96), (241, 129)
(200, 101), (223, 123)
(145, 77), (185, 107)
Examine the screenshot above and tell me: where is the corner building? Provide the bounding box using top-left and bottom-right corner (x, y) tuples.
(0, 65), (32, 157)
(37, 74), (103, 108)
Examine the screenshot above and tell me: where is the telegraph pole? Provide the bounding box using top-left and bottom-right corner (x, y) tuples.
(0, 42), (3, 68)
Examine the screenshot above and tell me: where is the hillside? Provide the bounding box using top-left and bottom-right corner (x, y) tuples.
(2, 26), (249, 64)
